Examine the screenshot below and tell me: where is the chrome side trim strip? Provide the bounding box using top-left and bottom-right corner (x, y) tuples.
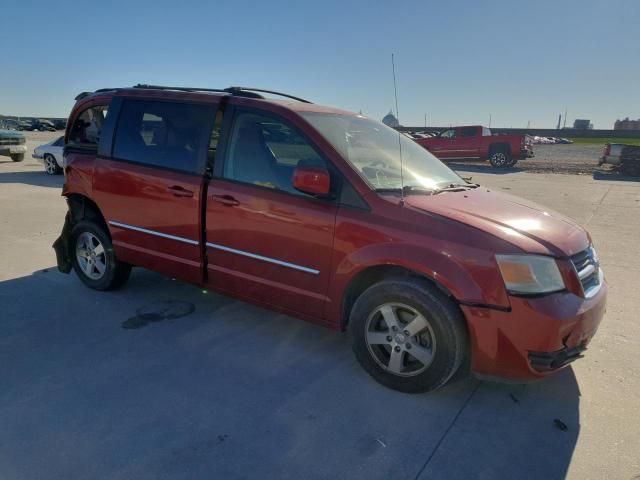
(108, 221), (199, 246)
(206, 242), (320, 275)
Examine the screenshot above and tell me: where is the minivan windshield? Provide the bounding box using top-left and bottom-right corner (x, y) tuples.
(300, 113), (462, 191)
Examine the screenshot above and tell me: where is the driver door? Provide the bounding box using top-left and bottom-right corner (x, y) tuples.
(205, 107), (338, 319)
(431, 128), (458, 158)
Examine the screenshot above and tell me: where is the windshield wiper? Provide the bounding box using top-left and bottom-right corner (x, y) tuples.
(375, 185), (436, 194)
(431, 182), (479, 195)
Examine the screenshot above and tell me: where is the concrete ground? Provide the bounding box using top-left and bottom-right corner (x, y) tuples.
(1, 133), (639, 479)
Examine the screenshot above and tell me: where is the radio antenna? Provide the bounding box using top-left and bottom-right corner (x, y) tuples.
(392, 53), (405, 206)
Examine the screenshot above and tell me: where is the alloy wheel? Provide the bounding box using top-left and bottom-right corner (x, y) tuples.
(491, 152), (507, 166)
(365, 302), (436, 377)
(44, 156), (57, 175)
(75, 232), (107, 280)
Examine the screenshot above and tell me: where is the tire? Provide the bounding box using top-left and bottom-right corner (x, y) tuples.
(349, 277), (469, 393)
(11, 153), (25, 162)
(44, 154), (62, 175)
(489, 147), (512, 168)
(70, 220), (131, 290)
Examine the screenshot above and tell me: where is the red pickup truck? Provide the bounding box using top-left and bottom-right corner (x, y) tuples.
(414, 126), (534, 167)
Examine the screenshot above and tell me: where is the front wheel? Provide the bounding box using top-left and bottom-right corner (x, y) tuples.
(11, 153), (24, 162)
(44, 154), (62, 175)
(70, 220), (131, 290)
(349, 278), (469, 393)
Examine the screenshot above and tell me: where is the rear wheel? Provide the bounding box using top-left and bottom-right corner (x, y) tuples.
(70, 220), (131, 290)
(489, 147), (512, 168)
(44, 154), (62, 175)
(349, 278), (469, 393)
(11, 153), (24, 162)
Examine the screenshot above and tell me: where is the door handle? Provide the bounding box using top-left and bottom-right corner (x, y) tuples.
(211, 194), (240, 207)
(167, 185), (194, 197)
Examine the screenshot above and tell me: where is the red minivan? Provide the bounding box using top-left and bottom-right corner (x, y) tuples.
(54, 85), (606, 393)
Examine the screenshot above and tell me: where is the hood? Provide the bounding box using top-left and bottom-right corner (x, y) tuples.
(0, 130), (25, 139)
(403, 187), (589, 257)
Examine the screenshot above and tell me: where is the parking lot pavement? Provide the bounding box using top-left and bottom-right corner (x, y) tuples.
(1, 153), (639, 480)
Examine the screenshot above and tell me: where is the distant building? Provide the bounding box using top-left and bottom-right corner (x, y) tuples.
(614, 117), (640, 131)
(382, 110), (400, 127)
(573, 119), (593, 130)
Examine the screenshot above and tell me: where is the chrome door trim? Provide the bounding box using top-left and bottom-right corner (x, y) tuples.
(108, 221), (199, 246)
(206, 242), (320, 275)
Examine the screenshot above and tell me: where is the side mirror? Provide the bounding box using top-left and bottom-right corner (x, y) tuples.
(293, 166), (330, 196)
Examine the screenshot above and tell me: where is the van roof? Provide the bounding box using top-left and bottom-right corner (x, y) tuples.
(74, 85), (356, 116)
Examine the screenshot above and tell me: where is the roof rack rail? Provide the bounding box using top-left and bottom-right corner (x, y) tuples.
(132, 84), (312, 103)
(225, 87), (312, 104)
(75, 88), (123, 101)
(134, 84), (227, 94)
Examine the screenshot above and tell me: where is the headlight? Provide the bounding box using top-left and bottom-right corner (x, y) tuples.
(495, 254), (565, 295)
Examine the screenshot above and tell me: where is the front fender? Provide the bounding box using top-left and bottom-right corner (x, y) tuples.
(326, 241), (511, 324)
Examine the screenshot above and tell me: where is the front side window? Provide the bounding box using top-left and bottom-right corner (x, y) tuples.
(68, 105), (108, 148)
(113, 100), (216, 173)
(223, 112), (327, 196)
(301, 113), (461, 191)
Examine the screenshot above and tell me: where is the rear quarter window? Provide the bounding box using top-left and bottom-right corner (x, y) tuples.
(68, 105), (109, 150)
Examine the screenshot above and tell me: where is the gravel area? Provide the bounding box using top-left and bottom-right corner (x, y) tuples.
(447, 144), (620, 176)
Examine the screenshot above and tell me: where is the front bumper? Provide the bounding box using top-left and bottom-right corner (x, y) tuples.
(461, 279), (607, 381)
(0, 145), (27, 156)
(521, 148), (534, 158)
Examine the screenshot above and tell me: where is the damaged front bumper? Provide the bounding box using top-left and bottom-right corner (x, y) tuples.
(528, 343), (587, 371)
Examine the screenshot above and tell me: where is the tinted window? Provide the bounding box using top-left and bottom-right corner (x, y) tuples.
(461, 127), (478, 137)
(68, 106), (108, 148)
(223, 112), (327, 196)
(113, 100), (215, 173)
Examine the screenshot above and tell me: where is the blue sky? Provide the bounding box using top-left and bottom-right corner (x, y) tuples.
(2, 0), (637, 128)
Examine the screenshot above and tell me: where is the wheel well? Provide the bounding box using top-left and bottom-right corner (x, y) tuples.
(66, 194), (109, 233)
(489, 143), (509, 154)
(341, 265), (455, 330)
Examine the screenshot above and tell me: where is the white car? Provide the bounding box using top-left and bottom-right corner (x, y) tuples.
(33, 136), (64, 175)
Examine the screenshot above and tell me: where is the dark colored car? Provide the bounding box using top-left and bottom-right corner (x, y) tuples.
(53, 85), (606, 393)
(415, 126), (534, 167)
(600, 143), (640, 176)
(53, 119), (67, 130)
(19, 119), (57, 131)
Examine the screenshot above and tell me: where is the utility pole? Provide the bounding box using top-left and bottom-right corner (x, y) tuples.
(527, 120), (530, 129)
(424, 114), (427, 128)
(489, 114), (492, 128)
(563, 109), (567, 129)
